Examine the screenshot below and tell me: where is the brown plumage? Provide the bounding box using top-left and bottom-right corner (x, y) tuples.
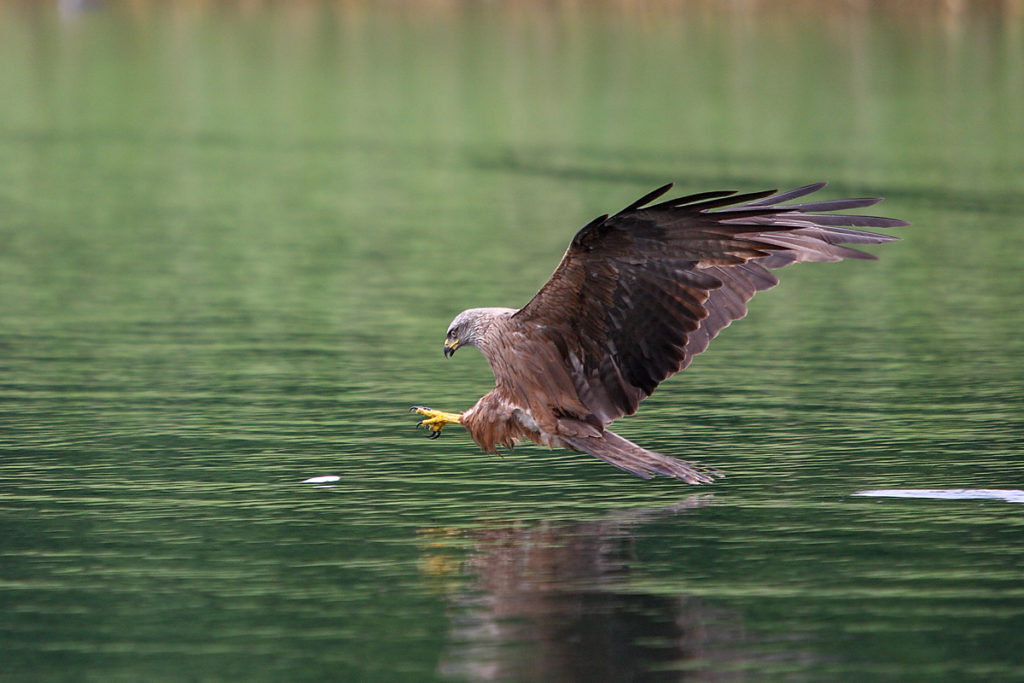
(415, 182), (907, 483)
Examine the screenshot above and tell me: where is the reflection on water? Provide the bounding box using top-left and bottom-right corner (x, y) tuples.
(427, 497), (812, 680)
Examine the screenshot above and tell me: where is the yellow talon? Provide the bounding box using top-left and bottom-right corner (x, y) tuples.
(411, 406), (463, 440)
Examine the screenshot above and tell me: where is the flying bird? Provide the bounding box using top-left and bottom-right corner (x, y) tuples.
(412, 182), (907, 483)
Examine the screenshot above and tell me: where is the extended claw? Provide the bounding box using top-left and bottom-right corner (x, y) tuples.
(410, 405), (462, 440)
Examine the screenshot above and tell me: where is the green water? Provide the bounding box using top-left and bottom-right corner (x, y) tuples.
(2, 2), (1023, 680)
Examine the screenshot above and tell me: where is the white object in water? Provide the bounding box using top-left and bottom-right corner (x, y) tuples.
(303, 475), (341, 484)
(854, 489), (1024, 503)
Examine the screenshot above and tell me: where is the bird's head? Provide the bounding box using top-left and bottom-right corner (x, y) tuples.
(444, 307), (515, 358)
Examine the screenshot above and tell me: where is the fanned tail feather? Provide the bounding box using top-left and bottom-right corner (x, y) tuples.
(562, 430), (720, 484)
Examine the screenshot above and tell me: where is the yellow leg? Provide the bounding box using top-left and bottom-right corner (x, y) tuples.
(411, 406), (463, 440)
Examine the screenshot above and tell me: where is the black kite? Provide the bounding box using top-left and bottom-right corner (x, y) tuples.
(412, 183), (906, 483)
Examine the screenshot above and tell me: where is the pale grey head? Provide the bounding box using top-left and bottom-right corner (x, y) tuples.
(444, 307), (516, 358)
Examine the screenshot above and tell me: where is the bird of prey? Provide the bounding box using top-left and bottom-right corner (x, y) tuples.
(412, 182), (906, 483)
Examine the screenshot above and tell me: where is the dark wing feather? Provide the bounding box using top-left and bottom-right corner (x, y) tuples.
(511, 183), (907, 425)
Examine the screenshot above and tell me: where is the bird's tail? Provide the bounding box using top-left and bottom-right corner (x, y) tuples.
(562, 429), (720, 484)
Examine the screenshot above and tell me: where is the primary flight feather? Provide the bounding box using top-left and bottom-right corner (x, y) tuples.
(412, 182), (907, 483)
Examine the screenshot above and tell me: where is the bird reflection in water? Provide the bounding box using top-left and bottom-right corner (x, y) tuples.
(418, 496), (778, 680)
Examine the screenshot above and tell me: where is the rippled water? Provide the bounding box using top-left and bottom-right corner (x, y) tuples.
(2, 2), (1024, 680)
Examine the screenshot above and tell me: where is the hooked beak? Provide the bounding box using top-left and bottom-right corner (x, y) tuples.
(443, 338), (459, 359)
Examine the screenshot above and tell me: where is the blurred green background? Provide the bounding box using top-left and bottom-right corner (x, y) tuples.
(1, 1), (1023, 680)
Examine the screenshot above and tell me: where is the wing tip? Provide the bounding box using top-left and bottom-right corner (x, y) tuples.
(618, 183), (675, 214)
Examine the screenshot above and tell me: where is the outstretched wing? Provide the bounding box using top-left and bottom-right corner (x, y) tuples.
(510, 182), (907, 425)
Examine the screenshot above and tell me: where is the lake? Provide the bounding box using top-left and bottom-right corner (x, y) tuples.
(1, 1), (1023, 680)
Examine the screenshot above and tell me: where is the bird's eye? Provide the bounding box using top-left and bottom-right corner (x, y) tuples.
(449, 328), (458, 338)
